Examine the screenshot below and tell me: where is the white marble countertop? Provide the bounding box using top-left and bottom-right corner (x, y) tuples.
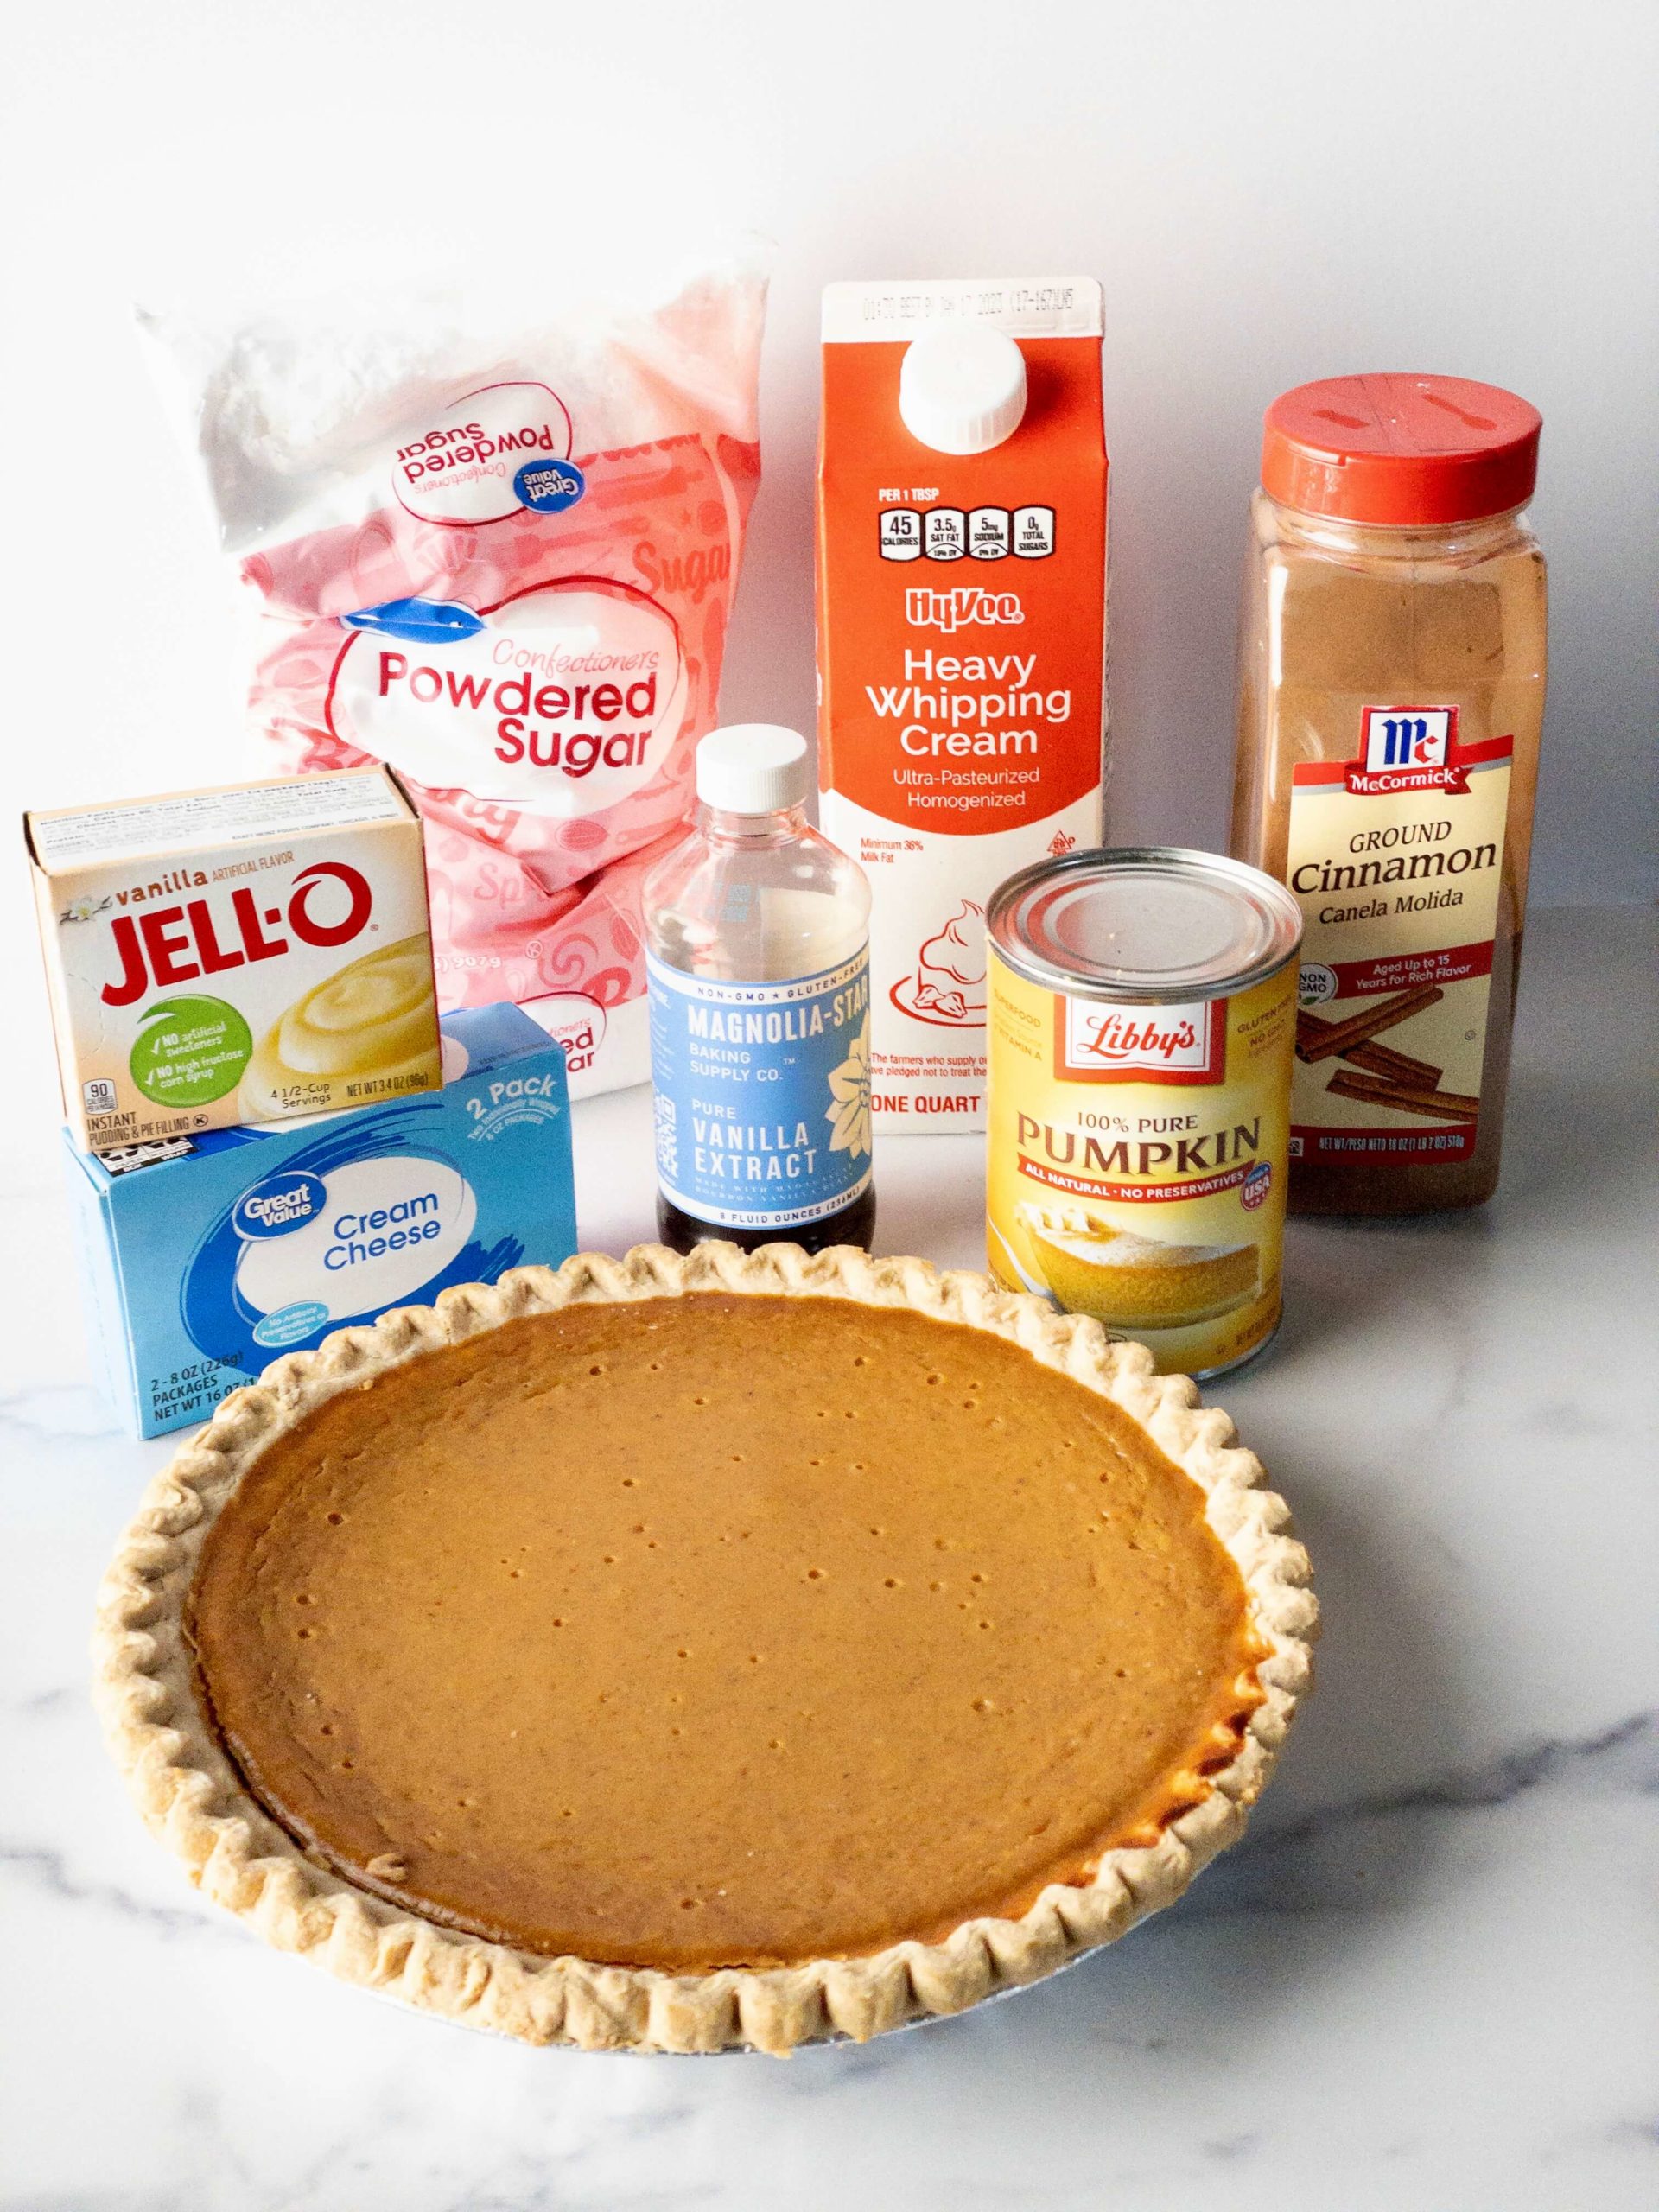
(4, 904), (1655, 2211)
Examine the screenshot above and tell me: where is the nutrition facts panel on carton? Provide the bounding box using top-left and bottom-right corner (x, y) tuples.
(880, 505), (1055, 562)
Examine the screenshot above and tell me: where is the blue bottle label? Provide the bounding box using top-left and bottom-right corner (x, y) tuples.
(647, 946), (873, 1229)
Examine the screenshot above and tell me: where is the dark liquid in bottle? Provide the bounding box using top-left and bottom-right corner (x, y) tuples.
(657, 1183), (877, 1257)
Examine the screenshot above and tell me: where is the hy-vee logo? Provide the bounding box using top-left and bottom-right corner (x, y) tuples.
(905, 587), (1026, 634)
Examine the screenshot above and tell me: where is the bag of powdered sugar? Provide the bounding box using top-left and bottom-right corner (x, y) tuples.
(143, 260), (765, 1096)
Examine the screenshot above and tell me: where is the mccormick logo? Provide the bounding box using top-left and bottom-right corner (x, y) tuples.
(99, 861), (374, 1008)
(1056, 997), (1224, 1085)
(905, 587), (1025, 633)
(1349, 707), (1472, 796)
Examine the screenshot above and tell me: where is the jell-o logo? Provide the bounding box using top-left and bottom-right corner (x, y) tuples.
(100, 863), (373, 1007)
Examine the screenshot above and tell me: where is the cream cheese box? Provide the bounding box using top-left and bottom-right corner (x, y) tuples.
(64, 1001), (576, 1438)
(28, 767), (441, 1154)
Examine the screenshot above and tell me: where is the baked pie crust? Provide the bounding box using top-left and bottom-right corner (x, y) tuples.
(93, 1242), (1317, 2056)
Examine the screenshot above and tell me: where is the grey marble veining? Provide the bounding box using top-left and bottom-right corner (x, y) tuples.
(3, 906), (1656, 2211)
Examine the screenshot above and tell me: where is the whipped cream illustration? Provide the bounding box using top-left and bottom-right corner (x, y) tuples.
(891, 899), (988, 1026)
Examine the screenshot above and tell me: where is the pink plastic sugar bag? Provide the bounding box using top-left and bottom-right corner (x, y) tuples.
(143, 260), (765, 1095)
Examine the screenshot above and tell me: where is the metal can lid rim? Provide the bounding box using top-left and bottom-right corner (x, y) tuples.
(987, 846), (1303, 1002)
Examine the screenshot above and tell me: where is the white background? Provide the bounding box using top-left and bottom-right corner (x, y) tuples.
(1, 0), (1655, 1160)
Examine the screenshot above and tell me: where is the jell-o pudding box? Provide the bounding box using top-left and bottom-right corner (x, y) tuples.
(816, 278), (1109, 1134)
(28, 766), (441, 1154)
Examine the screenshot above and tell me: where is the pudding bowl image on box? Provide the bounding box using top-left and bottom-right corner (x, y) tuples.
(27, 767), (441, 1154)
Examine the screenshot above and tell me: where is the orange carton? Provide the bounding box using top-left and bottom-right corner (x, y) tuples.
(816, 278), (1108, 1135)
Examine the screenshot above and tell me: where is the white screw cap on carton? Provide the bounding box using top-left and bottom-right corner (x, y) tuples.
(899, 326), (1028, 454)
(696, 725), (810, 816)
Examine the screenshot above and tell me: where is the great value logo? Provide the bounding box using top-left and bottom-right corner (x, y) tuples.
(232, 1169), (327, 1238)
(394, 381), (576, 528)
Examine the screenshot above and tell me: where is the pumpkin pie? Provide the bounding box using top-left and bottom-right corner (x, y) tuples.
(94, 1242), (1315, 2055)
(1021, 1203), (1260, 1330)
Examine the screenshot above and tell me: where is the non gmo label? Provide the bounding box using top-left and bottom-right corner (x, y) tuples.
(647, 948), (873, 1229)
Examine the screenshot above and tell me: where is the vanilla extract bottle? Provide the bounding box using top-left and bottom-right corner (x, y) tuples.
(645, 726), (875, 1255)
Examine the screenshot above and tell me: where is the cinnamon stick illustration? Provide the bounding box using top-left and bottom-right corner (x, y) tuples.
(1295, 984), (1444, 1062)
(1296, 1011), (1441, 1087)
(1325, 1069), (1478, 1121)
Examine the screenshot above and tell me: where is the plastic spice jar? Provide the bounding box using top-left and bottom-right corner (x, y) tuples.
(1230, 374), (1547, 1215)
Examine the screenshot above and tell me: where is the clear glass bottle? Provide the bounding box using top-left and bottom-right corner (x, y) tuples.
(1231, 376), (1547, 1215)
(644, 724), (875, 1254)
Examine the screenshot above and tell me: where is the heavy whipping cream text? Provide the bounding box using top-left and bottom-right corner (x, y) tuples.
(865, 650), (1071, 760)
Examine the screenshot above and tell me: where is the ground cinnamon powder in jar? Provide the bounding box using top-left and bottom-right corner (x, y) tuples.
(1231, 375), (1547, 1215)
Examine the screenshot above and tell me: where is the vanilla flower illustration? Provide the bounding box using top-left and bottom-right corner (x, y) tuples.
(824, 1014), (871, 1160)
(60, 893), (111, 925)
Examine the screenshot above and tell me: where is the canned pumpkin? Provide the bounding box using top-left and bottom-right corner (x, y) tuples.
(986, 848), (1301, 1379)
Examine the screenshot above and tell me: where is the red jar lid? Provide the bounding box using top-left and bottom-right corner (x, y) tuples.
(1262, 374), (1541, 524)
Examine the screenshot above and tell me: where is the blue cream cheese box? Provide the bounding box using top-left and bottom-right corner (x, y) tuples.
(65, 1001), (576, 1437)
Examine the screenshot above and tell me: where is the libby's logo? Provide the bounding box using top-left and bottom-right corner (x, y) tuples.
(1350, 707), (1471, 795)
(99, 862), (373, 1008)
(905, 586), (1024, 634)
(1057, 996), (1224, 1085)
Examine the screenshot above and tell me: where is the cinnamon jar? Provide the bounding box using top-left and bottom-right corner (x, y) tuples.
(1230, 375), (1547, 1215)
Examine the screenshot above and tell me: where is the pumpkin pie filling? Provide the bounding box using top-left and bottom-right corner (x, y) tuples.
(186, 1291), (1265, 1974)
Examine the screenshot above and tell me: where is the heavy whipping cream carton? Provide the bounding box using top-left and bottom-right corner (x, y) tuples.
(28, 768), (441, 1154)
(64, 1003), (575, 1437)
(817, 279), (1108, 1134)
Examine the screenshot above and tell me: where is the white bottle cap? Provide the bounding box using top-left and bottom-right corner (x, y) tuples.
(696, 724), (810, 815)
(899, 325), (1027, 454)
